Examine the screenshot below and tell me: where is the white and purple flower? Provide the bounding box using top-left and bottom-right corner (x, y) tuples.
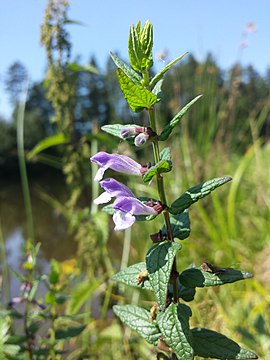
(93, 177), (160, 231)
(90, 151), (147, 182)
(94, 178), (135, 205)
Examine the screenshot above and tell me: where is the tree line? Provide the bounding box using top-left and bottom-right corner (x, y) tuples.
(1, 53), (270, 175)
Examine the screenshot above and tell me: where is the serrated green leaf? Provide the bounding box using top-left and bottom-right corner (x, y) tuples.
(101, 123), (140, 140)
(157, 303), (193, 360)
(159, 147), (171, 161)
(110, 52), (142, 85)
(143, 160), (172, 183)
(191, 328), (258, 359)
(179, 267), (253, 288)
(158, 95), (202, 141)
(112, 262), (152, 290)
(128, 23), (144, 71)
(169, 176), (232, 215)
(162, 210), (190, 240)
(150, 52), (188, 87)
(146, 241), (182, 310)
(55, 325), (86, 340)
(140, 20), (153, 59)
(117, 68), (157, 112)
(113, 305), (161, 345)
(128, 22), (153, 71)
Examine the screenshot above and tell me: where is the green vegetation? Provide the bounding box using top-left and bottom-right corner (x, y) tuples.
(0, 1), (269, 359)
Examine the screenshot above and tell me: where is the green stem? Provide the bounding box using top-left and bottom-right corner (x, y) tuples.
(17, 82), (35, 244)
(148, 106), (178, 302)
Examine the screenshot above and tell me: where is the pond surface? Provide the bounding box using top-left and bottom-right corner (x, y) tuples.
(0, 171), (77, 299)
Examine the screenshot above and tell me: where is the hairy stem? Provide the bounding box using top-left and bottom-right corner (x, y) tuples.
(148, 106), (178, 302)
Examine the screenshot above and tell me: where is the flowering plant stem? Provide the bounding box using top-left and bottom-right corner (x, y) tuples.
(149, 105), (178, 304)
(95, 21), (258, 360)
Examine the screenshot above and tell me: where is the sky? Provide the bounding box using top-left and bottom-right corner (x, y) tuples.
(0, 0), (269, 119)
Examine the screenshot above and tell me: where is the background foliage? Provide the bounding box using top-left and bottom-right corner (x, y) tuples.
(0, 1), (270, 359)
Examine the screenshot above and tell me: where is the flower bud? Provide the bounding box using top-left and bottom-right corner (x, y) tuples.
(121, 126), (145, 139)
(134, 132), (149, 147)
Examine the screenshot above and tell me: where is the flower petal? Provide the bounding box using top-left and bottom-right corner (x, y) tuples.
(90, 152), (142, 180)
(94, 191), (113, 205)
(94, 167), (106, 182)
(113, 196), (157, 216)
(100, 178), (134, 198)
(113, 211), (136, 231)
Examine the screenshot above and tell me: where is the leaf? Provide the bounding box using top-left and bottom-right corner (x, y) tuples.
(128, 22), (153, 71)
(191, 328), (258, 359)
(27, 133), (68, 160)
(3, 344), (20, 357)
(158, 95), (202, 141)
(178, 281), (196, 302)
(159, 147), (171, 161)
(128, 23), (144, 71)
(167, 278), (196, 302)
(49, 259), (60, 285)
(113, 305), (161, 345)
(67, 278), (104, 314)
(169, 176), (232, 215)
(152, 79), (163, 101)
(117, 68), (157, 112)
(101, 123), (140, 140)
(112, 262), (152, 290)
(157, 303), (194, 360)
(146, 241), (182, 310)
(139, 20), (153, 66)
(67, 62), (99, 74)
(64, 19), (86, 26)
(179, 266), (253, 288)
(55, 325), (86, 340)
(6, 335), (27, 345)
(110, 52), (142, 85)
(162, 210), (190, 240)
(150, 52), (188, 87)
(143, 160), (173, 183)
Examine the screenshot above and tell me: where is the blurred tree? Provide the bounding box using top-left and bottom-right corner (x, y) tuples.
(75, 56), (110, 132)
(5, 61), (28, 105)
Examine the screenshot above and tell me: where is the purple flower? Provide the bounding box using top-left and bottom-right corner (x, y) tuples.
(94, 178), (134, 204)
(112, 196), (158, 231)
(90, 152), (145, 182)
(93, 177), (159, 231)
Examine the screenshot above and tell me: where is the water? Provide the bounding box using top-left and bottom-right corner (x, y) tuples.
(0, 172), (77, 299)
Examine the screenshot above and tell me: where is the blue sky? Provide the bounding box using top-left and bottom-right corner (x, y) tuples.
(1, 0), (269, 119)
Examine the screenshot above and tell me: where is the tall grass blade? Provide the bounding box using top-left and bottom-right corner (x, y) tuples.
(17, 81), (35, 244)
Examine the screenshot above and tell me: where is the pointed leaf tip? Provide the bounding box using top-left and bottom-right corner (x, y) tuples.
(169, 176), (232, 215)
